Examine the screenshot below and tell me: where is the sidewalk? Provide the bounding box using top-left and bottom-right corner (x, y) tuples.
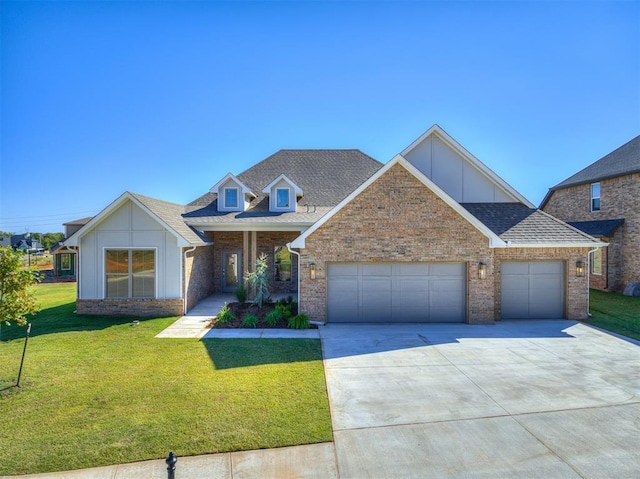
(5, 443), (337, 479)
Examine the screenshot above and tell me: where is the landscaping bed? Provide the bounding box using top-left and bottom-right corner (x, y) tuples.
(210, 300), (317, 329)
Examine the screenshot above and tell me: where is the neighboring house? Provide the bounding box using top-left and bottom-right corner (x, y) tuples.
(65, 125), (601, 323)
(541, 134), (639, 291)
(1, 234), (45, 254)
(50, 217), (93, 279)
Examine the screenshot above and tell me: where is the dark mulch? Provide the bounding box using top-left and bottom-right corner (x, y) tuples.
(210, 301), (317, 329)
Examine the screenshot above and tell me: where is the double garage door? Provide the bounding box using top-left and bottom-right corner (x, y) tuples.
(327, 262), (466, 323)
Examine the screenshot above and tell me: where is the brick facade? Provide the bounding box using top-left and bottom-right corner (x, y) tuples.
(185, 242), (216, 311)
(77, 298), (184, 317)
(298, 163), (591, 323)
(543, 173), (640, 291)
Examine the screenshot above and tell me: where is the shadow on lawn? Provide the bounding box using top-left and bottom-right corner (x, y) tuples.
(0, 302), (151, 342)
(201, 338), (322, 369)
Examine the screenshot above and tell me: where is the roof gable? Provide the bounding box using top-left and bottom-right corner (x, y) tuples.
(402, 125), (534, 207)
(64, 192), (209, 247)
(290, 154), (506, 249)
(261, 174), (303, 196)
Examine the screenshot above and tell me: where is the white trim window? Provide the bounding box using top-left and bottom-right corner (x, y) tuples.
(224, 187), (239, 209)
(61, 253), (71, 270)
(591, 182), (600, 212)
(274, 246), (292, 282)
(276, 188), (290, 209)
(591, 248), (602, 275)
(105, 249), (156, 298)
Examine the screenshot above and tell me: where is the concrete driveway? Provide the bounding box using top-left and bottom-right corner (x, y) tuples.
(320, 320), (640, 478)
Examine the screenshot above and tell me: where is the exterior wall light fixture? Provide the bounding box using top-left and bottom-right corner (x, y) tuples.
(309, 262), (316, 280)
(576, 260), (585, 277)
(478, 262), (487, 280)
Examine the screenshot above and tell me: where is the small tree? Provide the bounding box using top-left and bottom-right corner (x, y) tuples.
(244, 253), (270, 308)
(0, 246), (41, 338)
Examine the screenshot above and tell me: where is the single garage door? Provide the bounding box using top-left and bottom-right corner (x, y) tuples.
(327, 262), (466, 323)
(501, 261), (565, 319)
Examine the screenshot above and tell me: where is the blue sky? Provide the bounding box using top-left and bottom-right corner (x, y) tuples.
(1, 0), (639, 234)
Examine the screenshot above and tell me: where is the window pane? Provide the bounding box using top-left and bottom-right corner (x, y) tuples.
(225, 188), (238, 208)
(591, 183), (600, 198)
(132, 273), (155, 298)
(274, 246), (291, 282)
(132, 250), (154, 274)
(61, 254), (71, 270)
(106, 275), (129, 298)
(591, 248), (602, 275)
(106, 250), (128, 273)
(276, 188), (289, 208)
(592, 198), (600, 211)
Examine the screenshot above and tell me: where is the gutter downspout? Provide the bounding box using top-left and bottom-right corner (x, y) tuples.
(286, 243), (300, 308)
(183, 246), (197, 315)
(586, 247), (599, 317)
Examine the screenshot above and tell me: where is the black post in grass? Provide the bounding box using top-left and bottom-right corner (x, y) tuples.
(166, 451), (177, 479)
(16, 323), (32, 388)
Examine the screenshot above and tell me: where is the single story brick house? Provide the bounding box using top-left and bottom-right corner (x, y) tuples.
(65, 125), (601, 323)
(541, 134), (639, 291)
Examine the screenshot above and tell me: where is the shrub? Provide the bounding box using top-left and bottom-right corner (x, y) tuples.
(241, 313), (258, 328)
(288, 313), (310, 330)
(235, 284), (248, 303)
(275, 302), (293, 319)
(265, 309), (284, 327)
(216, 303), (235, 324)
(245, 253), (270, 308)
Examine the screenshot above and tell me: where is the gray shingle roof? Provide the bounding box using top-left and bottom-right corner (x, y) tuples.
(553, 135), (640, 189)
(185, 149), (382, 222)
(461, 203), (601, 245)
(128, 192), (210, 246)
(567, 219), (625, 238)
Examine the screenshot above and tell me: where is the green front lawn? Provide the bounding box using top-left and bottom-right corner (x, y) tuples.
(587, 288), (640, 341)
(0, 284), (332, 476)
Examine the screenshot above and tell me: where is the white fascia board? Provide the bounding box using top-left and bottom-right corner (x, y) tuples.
(498, 241), (608, 248)
(261, 174), (303, 196)
(290, 154), (506, 249)
(209, 172), (256, 198)
(401, 124), (535, 208)
(188, 223), (311, 232)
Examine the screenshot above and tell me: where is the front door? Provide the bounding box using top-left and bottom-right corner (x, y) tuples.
(222, 251), (242, 292)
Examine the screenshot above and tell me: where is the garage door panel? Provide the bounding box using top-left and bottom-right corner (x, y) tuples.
(329, 263), (359, 276)
(430, 263), (465, 276)
(361, 263), (392, 276)
(396, 263), (430, 276)
(361, 278), (393, 322)
(327, 278), (358, 321)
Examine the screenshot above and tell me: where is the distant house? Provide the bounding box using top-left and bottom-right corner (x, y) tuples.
(1, 234), (45, 254)
(51, 217), (92, 279)
(541, 134), (640, 291)
(66, 125), (600, 322)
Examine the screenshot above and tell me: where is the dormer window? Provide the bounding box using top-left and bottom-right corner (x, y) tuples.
(209, 173), (255, 213)
(276, 188), (290, 209)
(262, 174), (303, 213)
(225, 187), (239, 209)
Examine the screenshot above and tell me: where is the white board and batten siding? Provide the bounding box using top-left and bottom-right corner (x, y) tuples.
(78, 200), (182, 300)
(327, 262), (466, 323)
(404, 134), (514, 203)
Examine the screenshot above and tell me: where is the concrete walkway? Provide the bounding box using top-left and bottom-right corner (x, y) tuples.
(8, 320), (640, 478)
(155, 293), (318, 339)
